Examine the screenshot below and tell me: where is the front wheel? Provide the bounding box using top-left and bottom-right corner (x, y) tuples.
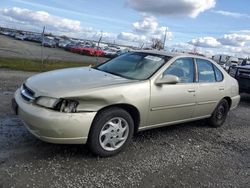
(209, 99), (229, 127)
(88, 108), (134, 157)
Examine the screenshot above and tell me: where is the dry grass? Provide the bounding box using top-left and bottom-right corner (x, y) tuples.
(0, 57), (92, 72)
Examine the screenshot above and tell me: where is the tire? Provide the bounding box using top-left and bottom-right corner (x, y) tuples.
(88, 107), (134, 157)
(209, 99), (229, 127)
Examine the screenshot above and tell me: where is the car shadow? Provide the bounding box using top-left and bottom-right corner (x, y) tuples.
(23, 119), (211, 160)
(5, 107), (232, 160)
(240, 93), (250, 104)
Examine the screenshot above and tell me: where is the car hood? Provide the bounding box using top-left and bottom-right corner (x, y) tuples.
(235, 65), (250, 69)
(25, 67), (135, 98)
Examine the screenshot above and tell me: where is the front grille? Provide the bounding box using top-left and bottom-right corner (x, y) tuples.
(238, 69), (250, 79)
(21, 84), (35, 102)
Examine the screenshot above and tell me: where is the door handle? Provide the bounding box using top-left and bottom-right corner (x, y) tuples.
(219, 87), (224, 91)
(187, 89), (195, 93)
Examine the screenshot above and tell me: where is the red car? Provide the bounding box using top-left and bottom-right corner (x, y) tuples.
(69, 45), (85, 54)
(80, 46), (104, 56)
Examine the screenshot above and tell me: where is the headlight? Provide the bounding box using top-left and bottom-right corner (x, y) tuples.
(35, 97), (79, 113)
(57, 99), (79, 113)
(36, 97), (59, 108)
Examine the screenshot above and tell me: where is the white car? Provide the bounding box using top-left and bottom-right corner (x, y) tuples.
(13, 51), (240, 157)
(15, 34), (27, 41)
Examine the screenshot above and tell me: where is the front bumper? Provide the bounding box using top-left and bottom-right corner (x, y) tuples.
(14, 89), (97, 144)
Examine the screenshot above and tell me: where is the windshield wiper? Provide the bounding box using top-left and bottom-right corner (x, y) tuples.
(93, 67), (139, 80)
(102, 70), (124, 77)
(98, 69), (137, 80)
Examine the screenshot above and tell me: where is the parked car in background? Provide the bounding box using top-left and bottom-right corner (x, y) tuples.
(80, 46), (104, 56)
(115, 49), (130, 57)
(108, 44), (120, 50)
(69, 45), (87, 54)
(229, 64), (250, 94)
(15, 34), (27, 41)
(42, 38), (56, 48)
(13, 51), (240, 157)
(58, 40), (71, 48)
(212, 54), (229, 66)
(8, 32), (16, 37)
(240, 59), (250, 66)
(223, 57), (239, 72)
(0, 31), (10, 36)
(103, 47), (118, 58)
(26, 35), (42, 43)
(64, 42), (78, 51)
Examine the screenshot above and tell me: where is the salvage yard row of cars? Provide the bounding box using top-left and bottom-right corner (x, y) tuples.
(212, 54), (250, 94)
(0, 30), (130, 58)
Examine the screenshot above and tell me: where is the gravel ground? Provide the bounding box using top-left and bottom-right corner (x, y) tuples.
(0, 35), (107, 63)
(0, 69), (250, 188)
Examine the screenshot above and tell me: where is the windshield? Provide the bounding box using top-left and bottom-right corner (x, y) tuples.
(96, 52), (171, 80)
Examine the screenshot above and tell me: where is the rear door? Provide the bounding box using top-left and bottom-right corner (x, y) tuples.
(193, 58), (225, 117)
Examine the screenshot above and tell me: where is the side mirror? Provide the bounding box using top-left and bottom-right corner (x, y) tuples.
(155, 74), (180, 85)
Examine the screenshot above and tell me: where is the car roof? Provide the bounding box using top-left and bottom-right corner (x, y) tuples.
(133, 50), (182, 57)
(133, 50), (207, 59)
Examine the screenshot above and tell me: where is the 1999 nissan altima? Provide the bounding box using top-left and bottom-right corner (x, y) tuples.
(13, 51), (240, 157)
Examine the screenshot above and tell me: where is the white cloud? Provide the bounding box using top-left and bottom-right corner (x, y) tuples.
(126, 0), (216, 18)
(117, 14), (173, 45)
(132, 14), (158, 34)
(132, 14), (173, 40)
(188, 37), (221, 48)
(226, 46), (250, 54)
(1, 7), (82, 31)
(0, 7), (93, 38)
(91, 31), (117, 42)
(186, 33), (250, 57)
(236, 30), (250, 34)
(218, 34), (250, 47)
(170, 42), (195, 53)
(224, 46), (250, 58)
(117, 32), (147, 43)
(214, 10), (250, 19)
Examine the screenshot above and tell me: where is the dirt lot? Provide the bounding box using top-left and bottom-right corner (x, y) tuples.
(0, 35), (107, 63)
(0, 69), (250, 187)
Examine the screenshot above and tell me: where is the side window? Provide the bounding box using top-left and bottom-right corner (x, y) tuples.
(213, 65), (223, 82)
(196, 59), (216, 83)
(163, 58), (194, 83)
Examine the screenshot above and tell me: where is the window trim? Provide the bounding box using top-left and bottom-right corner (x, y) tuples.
(194, 58), (198, 83)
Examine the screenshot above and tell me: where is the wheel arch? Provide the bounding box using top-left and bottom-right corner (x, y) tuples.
(223, 96), (232, 108)
(91, 103), (141, 135)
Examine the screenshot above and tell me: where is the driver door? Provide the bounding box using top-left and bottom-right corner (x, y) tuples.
(148, 57), (197, 127)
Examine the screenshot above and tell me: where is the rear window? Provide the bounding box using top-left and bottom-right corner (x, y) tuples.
(196, 59), (216, 83)
(213, 65), (224, 82)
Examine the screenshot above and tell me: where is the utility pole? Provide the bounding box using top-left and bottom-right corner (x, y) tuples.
(96, 30), (103, 66)
(97, 30), (103, 48)
(140, 43), (144, 49)
(41, 26), (45, 65)
(163, 27), (168, 50)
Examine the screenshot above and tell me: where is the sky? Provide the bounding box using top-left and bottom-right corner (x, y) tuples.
(0, 0), (250, 57)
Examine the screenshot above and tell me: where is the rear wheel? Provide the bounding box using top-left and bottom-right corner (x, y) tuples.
(88, 108), (134, 157)
(209, 99), (229, 127)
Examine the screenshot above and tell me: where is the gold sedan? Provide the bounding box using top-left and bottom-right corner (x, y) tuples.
(13, 51), (240, 157)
